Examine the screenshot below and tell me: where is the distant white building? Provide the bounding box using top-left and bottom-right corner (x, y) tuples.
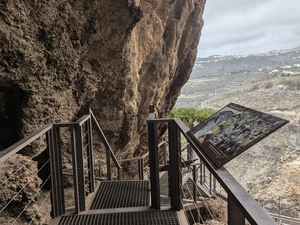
(282, 71), (294, 75)
(294, 63), (300, 68)
(281, 65), (292, 69)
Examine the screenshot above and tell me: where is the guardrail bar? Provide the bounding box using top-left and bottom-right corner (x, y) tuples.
(0, 124), (52, 163)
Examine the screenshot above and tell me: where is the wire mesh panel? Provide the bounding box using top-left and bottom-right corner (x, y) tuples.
(58, 210), (180, 225)
(90, 180), (150, 209)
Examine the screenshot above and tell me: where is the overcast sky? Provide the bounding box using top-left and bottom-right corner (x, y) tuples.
(197, 0), (300, 57)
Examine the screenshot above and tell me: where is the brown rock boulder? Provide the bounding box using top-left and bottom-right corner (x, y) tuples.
(0, 0), (205, 156)
(0, 154), (42, 222)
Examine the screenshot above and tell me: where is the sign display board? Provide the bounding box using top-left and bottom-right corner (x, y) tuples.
(190, 103), (289, 169)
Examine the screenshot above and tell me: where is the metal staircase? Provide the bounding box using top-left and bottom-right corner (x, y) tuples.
(0, 107), (279, 225)
(55, 180), (184, 225)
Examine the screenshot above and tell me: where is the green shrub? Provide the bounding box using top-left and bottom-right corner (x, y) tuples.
(170, 107), (216, 126)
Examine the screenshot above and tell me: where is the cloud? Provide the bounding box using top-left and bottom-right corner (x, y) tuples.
(198, 0), (300, 57)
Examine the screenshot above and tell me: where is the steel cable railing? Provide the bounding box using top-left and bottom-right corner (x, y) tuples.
(0, 109), (122, 222)
(164, 134), (225, 224)
(179, 151), (213, 224)
(13, 174), (52, 225)
(0, 135), (53, 225)
(184, 148), (229, 223)
(184, 140), (300, 223)
(1, 108), (150, 224)
(180, 192), (197, 225)
(147, 113), (277, 225)
(28, 190), (52, 225)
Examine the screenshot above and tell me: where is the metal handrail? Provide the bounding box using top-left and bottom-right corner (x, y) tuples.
(147, 116), (277, 225)
(0, 109), (123, 218)
(52, 111), (121, 175)
(0, 124), (52, 164)
(178, 119), (276, 225)
(89, 109), (121, 170)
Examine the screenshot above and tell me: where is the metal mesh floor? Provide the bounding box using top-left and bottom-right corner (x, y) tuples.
(90, 180), (150, 209)
(58, 210), (180, 225)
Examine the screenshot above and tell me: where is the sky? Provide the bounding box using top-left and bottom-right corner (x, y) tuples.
(197, 0), (300, 57)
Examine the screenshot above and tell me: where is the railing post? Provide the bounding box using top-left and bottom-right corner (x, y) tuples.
(200, 160), (203, 185)
(228, 194), (245, 225)
(75, 125), (86, 212)
(138, 158), (144, 180)
(148, 120), (160, 209)
(70, 126), (80, 214)
(71, 125), (86, 213)
(86, 119), (95, 193)
(210, 172), (212, 195)
(49, 127), (65, 217)
(106, 148), (112, 180)
(117, 168), (121, 180)
(278, 196), (281, 217)
(163, 141), (167, 165)
(203, 163), (206, 183)
(187, 143), (192, 161)
(193, 165), (197, 203)
(213, 177), (216, 196)
(168, 121), (182, 211)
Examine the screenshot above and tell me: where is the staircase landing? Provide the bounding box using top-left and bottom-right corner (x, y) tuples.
(50, 180), (188, 225)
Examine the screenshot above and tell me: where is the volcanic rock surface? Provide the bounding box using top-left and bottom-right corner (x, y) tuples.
(0, 0), (205, 158)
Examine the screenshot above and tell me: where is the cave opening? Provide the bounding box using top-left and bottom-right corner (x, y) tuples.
(0, 85), (27, 151)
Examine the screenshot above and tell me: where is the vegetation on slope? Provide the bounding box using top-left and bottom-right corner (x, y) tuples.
(170, 107), (216, 126)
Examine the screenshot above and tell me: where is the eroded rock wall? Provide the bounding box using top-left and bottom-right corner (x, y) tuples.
(0, 0), (205, 156)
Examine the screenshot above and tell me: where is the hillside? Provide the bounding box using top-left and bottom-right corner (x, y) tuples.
(208, 75), (300, 218)
(193, 47), (300, 77)
(175, 48), (300, 217)
(176, 47), (300, 108)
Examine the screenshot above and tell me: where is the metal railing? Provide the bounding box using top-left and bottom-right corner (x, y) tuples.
(147, 108), (277, 225)
(0, 109), (122, 222)
(0, 125), (53, 225)
(0, 105), (286, 225)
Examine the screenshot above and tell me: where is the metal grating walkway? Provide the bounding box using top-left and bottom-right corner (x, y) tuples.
(58, 210), (180, 225)
(90, 180), (150, 209)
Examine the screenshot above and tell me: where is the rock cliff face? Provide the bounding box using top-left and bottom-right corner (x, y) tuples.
(0, 0), (205, 157)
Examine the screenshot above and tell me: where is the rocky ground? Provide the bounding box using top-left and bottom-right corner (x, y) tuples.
(176, 72), (300, 217)
(208, 75), (300, 218)
(177, 73), (300, 218)
(175, 71), (270, 108)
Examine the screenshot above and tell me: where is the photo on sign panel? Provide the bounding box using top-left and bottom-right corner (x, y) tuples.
(190, 103), (289, 169)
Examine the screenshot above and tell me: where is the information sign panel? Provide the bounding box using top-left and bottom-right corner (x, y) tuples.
(190, 103), (289, 169)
